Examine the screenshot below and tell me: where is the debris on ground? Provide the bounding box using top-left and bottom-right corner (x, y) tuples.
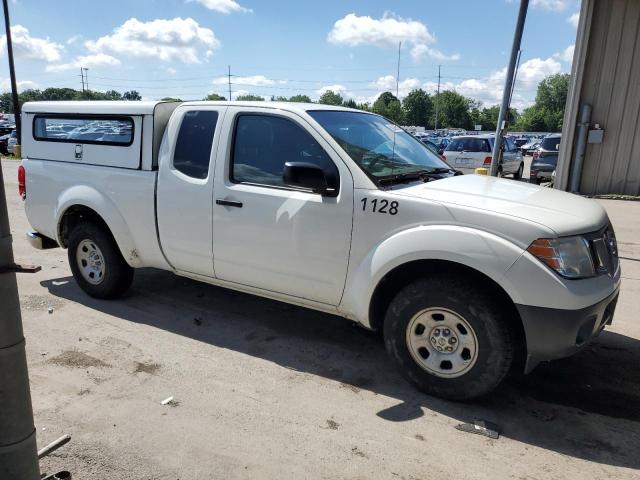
(48, 306), (54, 314)
(455, 419), (501, 439)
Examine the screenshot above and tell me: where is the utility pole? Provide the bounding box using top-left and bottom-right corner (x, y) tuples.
(82, 67), (89, 91)
(434, 65), (441, 132)
(396, 41), (401, 100)
(80, 67), (85, 92)
(228, 65), (232, 101)
(490, 0), (529, 176)
(0, 1), (40, 478)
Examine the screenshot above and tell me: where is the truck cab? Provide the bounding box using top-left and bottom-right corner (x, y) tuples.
(19, 101), (621, 400)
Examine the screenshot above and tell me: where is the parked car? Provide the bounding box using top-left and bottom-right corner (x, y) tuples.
(513, 137), (529, 148)
(7, 130), (17, 154)
(521, 139), (541, 155)
(0, 132), (12, 155)
(443, 134), (524, 178)
(530, 134), (561, 184)
(20, 101), (620, 401)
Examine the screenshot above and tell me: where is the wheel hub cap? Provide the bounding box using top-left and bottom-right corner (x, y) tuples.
(76, 239), (106, 285)
(406, 307), (479, 378)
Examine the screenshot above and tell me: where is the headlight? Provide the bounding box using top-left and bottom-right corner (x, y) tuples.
(527, 236), (595, 279)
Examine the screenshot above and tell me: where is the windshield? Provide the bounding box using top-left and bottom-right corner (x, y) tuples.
(308, 110), (450, 182)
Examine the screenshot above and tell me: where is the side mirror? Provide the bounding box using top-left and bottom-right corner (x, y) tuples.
(283, 162), (339, 197)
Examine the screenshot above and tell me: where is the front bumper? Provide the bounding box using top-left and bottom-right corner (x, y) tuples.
(517, 286), (620, 373)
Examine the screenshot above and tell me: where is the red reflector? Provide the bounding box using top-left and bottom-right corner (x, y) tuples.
(483, 156), (492, 165)
(18, 165), (25, 200)
(442, 155), (447, 161)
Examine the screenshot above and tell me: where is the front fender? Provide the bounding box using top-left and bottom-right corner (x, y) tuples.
(340, 225), (526, 328)
(55, 185), (142, 267)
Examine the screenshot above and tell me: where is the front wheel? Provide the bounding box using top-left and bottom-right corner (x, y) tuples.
(384, 275), (514, 400)
(68, 222), (134, 299)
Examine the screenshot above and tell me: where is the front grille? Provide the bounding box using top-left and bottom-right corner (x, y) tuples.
(588, 226), (619, 277)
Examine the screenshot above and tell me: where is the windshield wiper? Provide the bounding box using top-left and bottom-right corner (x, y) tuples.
(377, 169), (446, 186)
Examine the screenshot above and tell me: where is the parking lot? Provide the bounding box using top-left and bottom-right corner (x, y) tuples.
(2, 158), (639, 479)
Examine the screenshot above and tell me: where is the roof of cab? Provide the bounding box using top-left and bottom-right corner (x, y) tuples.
(21, 100), (369, 116)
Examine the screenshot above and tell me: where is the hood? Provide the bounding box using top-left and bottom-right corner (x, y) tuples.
(392, 174), (608, 237)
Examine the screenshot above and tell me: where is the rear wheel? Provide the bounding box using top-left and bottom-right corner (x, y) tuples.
(68, 222), (134, 299)
(514, 162), (524, 180)
(384, 274), (514, 400)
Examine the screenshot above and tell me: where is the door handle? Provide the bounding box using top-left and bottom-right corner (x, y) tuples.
(216, 199), (243, 208)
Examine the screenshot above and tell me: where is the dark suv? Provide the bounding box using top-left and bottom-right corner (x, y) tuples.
(530, 134), (560, 184)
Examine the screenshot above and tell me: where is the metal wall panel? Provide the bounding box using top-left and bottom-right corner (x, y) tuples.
(579, 0), (640, 195)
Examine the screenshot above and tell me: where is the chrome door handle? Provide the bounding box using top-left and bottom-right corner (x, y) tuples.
(216, 199), (243, 208)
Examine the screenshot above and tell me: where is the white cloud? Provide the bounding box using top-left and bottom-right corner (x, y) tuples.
(213, 74), (282, 86)
(166, 67), (177, 75)
(327, 12), (458, 62)
(567, 12), (580, 27)
(417, 56), (563, 109)
(192, 0), (252, 13)
(371, 75), (422, 98)
(410, 44), (460, 62)
(317, 84), (348, 95)
(0, 25), (63, 62)
(46, 53), (121, 72)
(85, 17), (220, 63)
(0, 78), (38, 91)
(531, 0), (569, 11)
(66, 34), (83, 45)
(554, 44), (575, 63)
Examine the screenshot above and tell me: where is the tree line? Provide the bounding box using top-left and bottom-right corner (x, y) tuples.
(0, 73), (568, 132)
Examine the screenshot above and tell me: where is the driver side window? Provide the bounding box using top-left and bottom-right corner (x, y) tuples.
(231, 114), (337, 188)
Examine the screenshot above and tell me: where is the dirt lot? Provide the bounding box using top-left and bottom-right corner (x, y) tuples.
(2, 159), (640, 479)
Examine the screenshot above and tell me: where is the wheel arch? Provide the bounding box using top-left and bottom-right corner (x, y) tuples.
(55, 186), (141, 267)
(368, 260), (525, 353)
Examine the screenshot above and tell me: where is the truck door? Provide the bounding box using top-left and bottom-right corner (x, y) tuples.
(212, 107), (354, 305)
(156, 106), (227, 277)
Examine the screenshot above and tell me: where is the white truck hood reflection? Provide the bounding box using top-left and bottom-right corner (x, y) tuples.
(392, 174), (608, 237)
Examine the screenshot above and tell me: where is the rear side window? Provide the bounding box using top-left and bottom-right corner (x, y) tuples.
(232, 114), (336, 188)
(446, 137), (491, 153)
(33, 115), (133, 146)
(173, 110), (218, 179)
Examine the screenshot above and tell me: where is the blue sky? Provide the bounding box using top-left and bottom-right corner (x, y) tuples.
(1, 0), (580, 109)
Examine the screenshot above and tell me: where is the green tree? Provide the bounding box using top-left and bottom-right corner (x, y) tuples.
(513, 73), (569, 132)
(318, 90), (344, 106)
(203, 93), (227, 101)
(122, 90), (142, 101)
(343, 98), (357, 109)
(289, 94), (312, 103)
(236, 94), (264, 101)
(433, 90), (473, 130)
(270, 95), (289, 101)
(402, 89), (433, 127)
(373, 91), (404, 124)
(104, 90), (123, 100)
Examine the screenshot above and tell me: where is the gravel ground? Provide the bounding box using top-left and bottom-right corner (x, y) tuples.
(2, 159), (640, 479)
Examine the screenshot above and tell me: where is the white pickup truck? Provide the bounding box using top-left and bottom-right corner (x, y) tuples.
(19, 101), (621, 400)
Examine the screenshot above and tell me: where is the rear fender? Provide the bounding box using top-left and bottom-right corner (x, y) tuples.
(55, 185), (142, 267)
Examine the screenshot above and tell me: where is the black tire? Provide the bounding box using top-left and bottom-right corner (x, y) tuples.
(384, 274), (514, 400)
(514, 162), (524, 180)
(68, 222), (134, 299)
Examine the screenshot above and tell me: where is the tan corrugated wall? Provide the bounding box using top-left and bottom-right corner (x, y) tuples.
(578, 0), (640, 195)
